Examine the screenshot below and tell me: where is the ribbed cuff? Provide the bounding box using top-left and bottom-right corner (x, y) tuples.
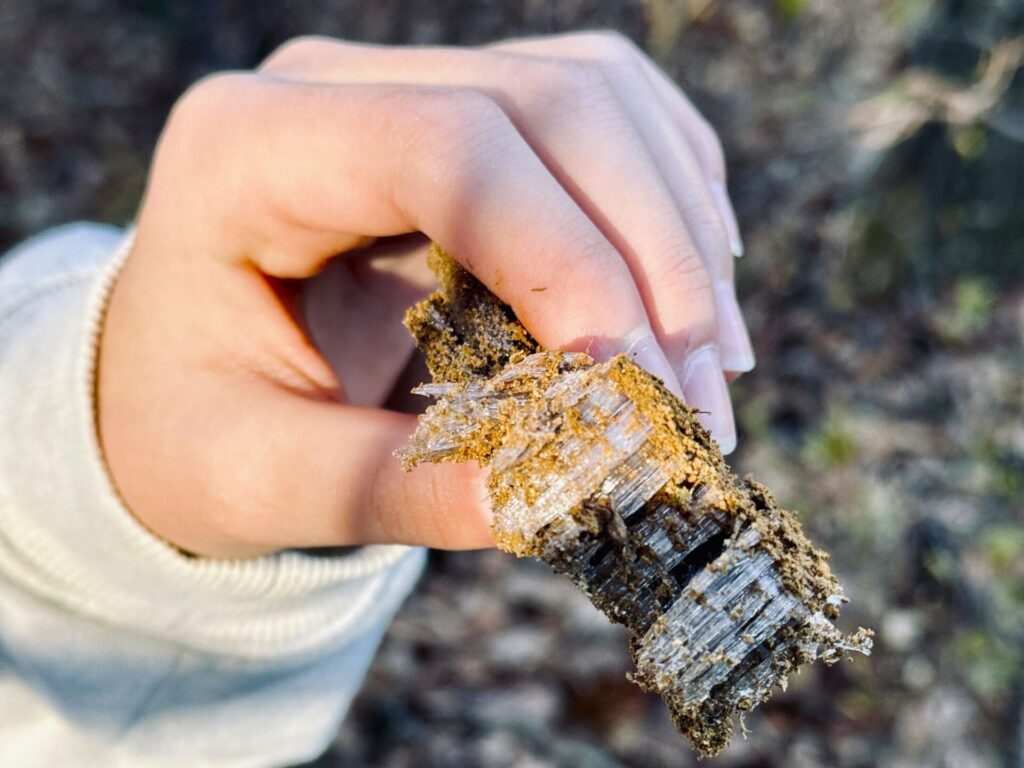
(0, 225), (424, 661)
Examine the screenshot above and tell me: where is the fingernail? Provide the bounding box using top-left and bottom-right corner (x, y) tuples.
(614, 326), (685, 399)
(677, 346), (737, 454)
(714, 281), (756, 373)
(709, 181), (744, 257)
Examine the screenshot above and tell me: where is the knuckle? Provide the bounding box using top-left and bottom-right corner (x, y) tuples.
(432, 463), (489, 547)
(259, 35), (334, 70)
(574, 237), (630, 283)
(162, 72), (255, 164)
(556, 232), (634, 299)
(407, 89), (508, 159)
(512, 57), (607, 111)
(373, 463), (482, 548)
(546, 58), (606, 94)
(406, 88), (508, 158)
(578, 30), (640, 63)
(152, 72), (269, 215)
(171, 72), (250, 133)
(684, 197), (729, 241)
(674, 249), (713, 291)
(519, 216), (624, 295)
(391, 88), (513, 207)
(650, 231), (713, 292)
(510, 58), (616, 127)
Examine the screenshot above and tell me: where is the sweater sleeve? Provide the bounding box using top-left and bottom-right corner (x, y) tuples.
(0, 223), (426, 767)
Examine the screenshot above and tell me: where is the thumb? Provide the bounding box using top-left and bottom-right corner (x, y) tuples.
(223, 389), (495, 553)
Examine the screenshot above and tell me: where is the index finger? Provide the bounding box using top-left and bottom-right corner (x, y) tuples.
(156, 73), (683, 394)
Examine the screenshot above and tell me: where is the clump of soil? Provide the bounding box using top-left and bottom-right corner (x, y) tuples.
(405, 245), (538, 383)
(401, 246), (873, 757)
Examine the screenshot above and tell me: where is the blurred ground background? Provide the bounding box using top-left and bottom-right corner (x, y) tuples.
(1, 0), (1022, 766)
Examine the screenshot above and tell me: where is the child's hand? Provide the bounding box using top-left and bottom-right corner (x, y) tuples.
(98, 32), (752, 558)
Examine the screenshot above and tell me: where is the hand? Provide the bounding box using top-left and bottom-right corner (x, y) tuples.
(98, 32), (753, 559)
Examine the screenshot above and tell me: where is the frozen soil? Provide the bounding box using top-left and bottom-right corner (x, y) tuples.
(401, 248), (871, 756)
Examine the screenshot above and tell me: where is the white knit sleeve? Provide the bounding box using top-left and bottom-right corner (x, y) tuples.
(0, 223), (425, 767)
